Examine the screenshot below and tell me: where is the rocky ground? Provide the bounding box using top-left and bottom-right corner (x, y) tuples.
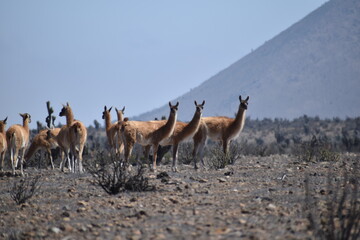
(0, 153), (359, 240)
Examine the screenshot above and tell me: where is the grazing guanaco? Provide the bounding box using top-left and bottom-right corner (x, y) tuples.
(0, 117), (8, 171)
(59, 103), (87, 173)
(102, 106), (125, 155)
(120, 102), (179, 171)
(6, 113), (31, 176)
(192, 96), (249, 169)
(25, 128), (61, 169)
(160, 101), (205, 172)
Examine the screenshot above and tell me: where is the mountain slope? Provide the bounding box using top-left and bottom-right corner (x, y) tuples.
(136, 0), (360, 121)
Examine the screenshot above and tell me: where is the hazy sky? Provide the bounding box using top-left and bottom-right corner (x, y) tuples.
(0, 0), (328, 128)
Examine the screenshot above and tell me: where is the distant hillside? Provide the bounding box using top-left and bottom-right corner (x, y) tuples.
(135, 0), (360, 121)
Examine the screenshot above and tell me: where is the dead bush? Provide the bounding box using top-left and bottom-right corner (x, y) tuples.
(87, 151), (154, 195)
(297, 135), (339, 162)
(178, 142), (194, 165)
(304, 162), (360, 239)
(9, 175), (42, 205)
(207, 141), (241, 169)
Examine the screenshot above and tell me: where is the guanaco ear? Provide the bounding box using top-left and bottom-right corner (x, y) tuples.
(19, 113), (24, 118)
(67, 102), (70, 107)
(175, 102), (179, 107)
(245, 96), (249, 101)
(194, 101), (197, 106)
(168, 102), (171, 107)
(201, 100), (205, 106)
(104, 106), (107, 111)
(239, 95), (242, 101)
(122, 106), (125, 112)
(4, 117), (7, 124)
(109, 107), (112, 112)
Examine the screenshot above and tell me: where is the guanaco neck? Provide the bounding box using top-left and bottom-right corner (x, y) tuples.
(162, 109), (177, 135)
(184, 108), (202, 132)
(117, 111), (124, 122)
(65, 108), (75, 127)
(23, 118), (30, 132)
(104, 112), (112, 131)
(233, 106), (247, 132)
(0, 123), (5, 134)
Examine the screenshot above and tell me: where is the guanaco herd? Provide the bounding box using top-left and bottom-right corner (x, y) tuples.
(0, 95), (249, 176)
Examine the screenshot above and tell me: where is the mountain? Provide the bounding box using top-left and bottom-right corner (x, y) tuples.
(135, 0), (360, 121)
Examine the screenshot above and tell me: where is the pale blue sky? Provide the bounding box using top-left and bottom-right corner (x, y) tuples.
(0, 0), (328, 128)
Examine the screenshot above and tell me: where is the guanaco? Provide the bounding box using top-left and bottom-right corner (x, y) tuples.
(25, 128), (61, 169)
(192, 96), (249, 169)
(102, 106), (125, 156)
(6, 113), (31, 176)
(160, 101), (205, 172)
(59, 103), (87, 173)
(120, 102), (179, 171)
(0, 117), (8, 171)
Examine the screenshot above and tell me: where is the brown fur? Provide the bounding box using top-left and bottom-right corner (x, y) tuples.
(6, 113), (31, 175)
(115, 106), (125, 155)
(25, 128), (61, 169)
(160, 101), (205, 171)
(47, 125), (71, 172)
(192, 96), (249, 169)
(121, 102), (179, 171)
(102, 106), (125, 156)
(0, 117), (8, 171)
(59, 103), (87, 173)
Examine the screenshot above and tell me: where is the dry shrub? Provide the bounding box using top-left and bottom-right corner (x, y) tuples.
(297, 135), (339, 162)
(207, 141), (241, 169)
(178, 142), (194, 165)
(9, 175), (42, 205)
(87, 151), (154, 195)
(304, 162), (360, 239)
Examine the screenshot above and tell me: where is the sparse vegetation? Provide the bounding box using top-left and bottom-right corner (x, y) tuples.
(207, 141), (241, 169)
(9, 175), (42, 205)
(304, 162), (360, 240)
(87, 151), (154, 195)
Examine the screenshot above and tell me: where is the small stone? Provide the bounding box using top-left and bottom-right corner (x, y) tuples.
(60, 223), (73, 232)
(217, 178), (227, 183)
(62, 211), (70, 217)
(214, 227), (231, 235)
(113, 236), (124, 240)
(266, 203), (277, 211)
(49, 227), (61, 234)
(77, 207), (86, 213)
(77, 200), (88, 207)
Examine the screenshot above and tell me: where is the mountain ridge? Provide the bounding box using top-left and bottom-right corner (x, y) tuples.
(135, 0), (360, 121)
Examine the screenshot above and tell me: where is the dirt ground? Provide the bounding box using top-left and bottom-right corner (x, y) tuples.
(0, 154), (358, 240)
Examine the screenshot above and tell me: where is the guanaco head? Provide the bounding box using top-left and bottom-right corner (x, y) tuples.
(102, 106), (112, 120)
(119, 117), (129, 132)
(115, 106), (125, 121)
(46, 129), (53, 140)
(20, 113), (31, 124)
(59, 103), (71, 117)
(169, 101), (179, 114)
(239, 96), (249, 110)
(194, 100), (205, 114)
(0, 117), (7, 125)
(0, 117), (7, 132)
